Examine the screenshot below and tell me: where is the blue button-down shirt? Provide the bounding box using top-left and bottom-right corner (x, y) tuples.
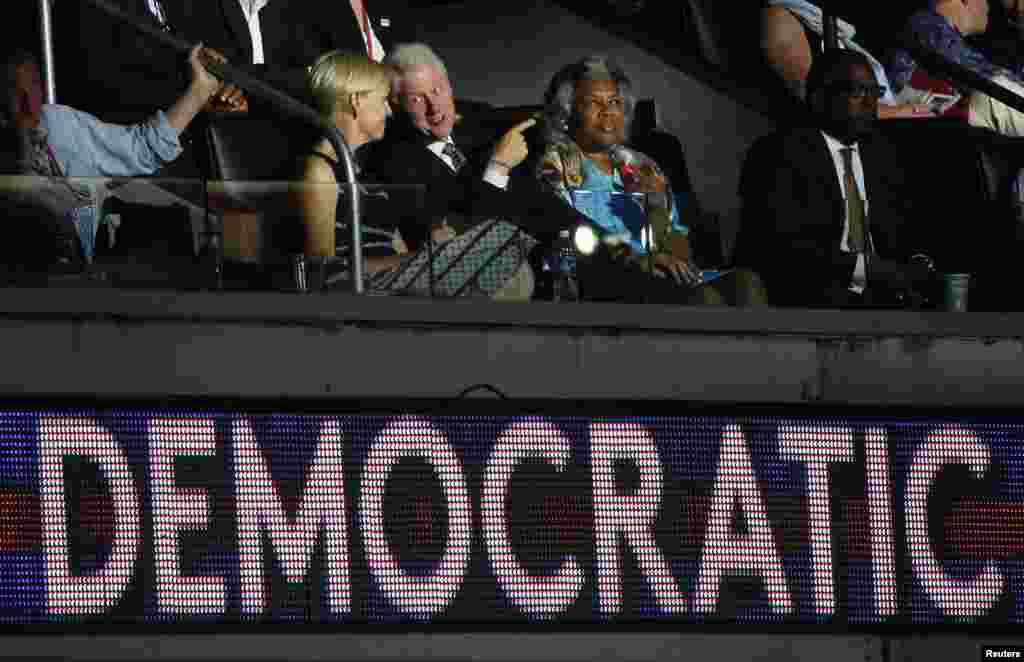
(38, 104), (182, 260)
(40, 104), (182, 179)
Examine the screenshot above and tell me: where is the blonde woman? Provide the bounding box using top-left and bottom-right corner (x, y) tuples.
(297, 51), (536, 298)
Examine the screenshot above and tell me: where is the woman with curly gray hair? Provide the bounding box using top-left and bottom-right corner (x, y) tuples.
(539, 55), (704, 289)
(537, 55), (767, 305)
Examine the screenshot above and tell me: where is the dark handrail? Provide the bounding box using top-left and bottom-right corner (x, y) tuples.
(901, 40), (1024, 120)
(77, 0), (364, 292)
(822, 5), (839, 51)
(37, 0), (57, 105)
(816, 4), (1024, 127)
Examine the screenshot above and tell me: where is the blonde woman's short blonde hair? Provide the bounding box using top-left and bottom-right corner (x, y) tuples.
(307, 50), (395, 120)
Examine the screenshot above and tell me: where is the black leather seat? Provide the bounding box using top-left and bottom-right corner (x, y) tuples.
(876, 121), (1014, 273)
(202, 111), (316, 289)
(631, 99), (725, 266)
(203, 111), (314, 181)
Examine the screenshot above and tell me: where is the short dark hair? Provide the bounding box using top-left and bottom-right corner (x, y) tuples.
(805, 48), (875, 103)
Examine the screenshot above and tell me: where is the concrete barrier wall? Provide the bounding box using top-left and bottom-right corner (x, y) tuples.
(2, 289), (1023, 407)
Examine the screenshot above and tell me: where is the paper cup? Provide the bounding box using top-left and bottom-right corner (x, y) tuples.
(943, 273), (970, 312)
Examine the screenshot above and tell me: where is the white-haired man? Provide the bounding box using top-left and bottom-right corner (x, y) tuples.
(364, 42), (547, 253)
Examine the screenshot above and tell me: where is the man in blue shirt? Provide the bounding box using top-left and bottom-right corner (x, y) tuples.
(2, 46), (221, 178)
(0, 45), (224, 265)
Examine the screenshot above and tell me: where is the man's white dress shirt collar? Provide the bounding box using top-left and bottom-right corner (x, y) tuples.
(821, 131), (871, 293)
(239, 0), (270, 64)
(428, 137), (510, 190)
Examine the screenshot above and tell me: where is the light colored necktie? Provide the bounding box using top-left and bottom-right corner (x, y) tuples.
(840, 147), (866, 253)
(442, 142), (467, 173)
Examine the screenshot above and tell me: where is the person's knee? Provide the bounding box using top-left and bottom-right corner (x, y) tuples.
(491, 263), (535, 302)
(968, 89), (1024, 137)
(701, 268), (769, 306)
(732, 268), (770, 306)
(689, 283), (726, 305)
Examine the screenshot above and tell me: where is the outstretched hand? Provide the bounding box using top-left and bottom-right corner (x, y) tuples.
(649, 253), (702, 286)
(492, 117), (538, 170)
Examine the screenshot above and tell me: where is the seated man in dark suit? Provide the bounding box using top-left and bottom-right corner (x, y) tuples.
(737, 49), (936, 308)
(363, 43), (553, 248)
(364, 42), (726, 304)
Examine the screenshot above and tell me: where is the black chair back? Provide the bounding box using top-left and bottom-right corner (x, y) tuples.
(203, 111), (316, 289)
(204, 111), (314, 181)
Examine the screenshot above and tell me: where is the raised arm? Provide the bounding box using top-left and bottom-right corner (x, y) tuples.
(54, 45), (224, 178)
(165, 46), (228, 134)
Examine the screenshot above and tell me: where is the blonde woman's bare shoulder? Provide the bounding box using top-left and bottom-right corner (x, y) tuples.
(302, 152), (340, 184)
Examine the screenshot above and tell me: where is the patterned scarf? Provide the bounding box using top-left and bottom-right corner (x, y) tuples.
(538, 139), (666, 199)
(538, 139), (676, 256)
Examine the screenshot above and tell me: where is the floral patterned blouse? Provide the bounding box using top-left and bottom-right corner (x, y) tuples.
(538, 141), (688, 256)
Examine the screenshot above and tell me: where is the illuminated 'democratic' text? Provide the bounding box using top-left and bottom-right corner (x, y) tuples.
(36, 416), (1005, 620)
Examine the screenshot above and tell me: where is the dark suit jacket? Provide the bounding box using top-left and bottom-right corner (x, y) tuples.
(362, 112), (590, 252)
(175, 1), (410, 68)
(737, 127), (919, 307)
(56, 0), (187, 117)
(171, 1), (412, 104)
